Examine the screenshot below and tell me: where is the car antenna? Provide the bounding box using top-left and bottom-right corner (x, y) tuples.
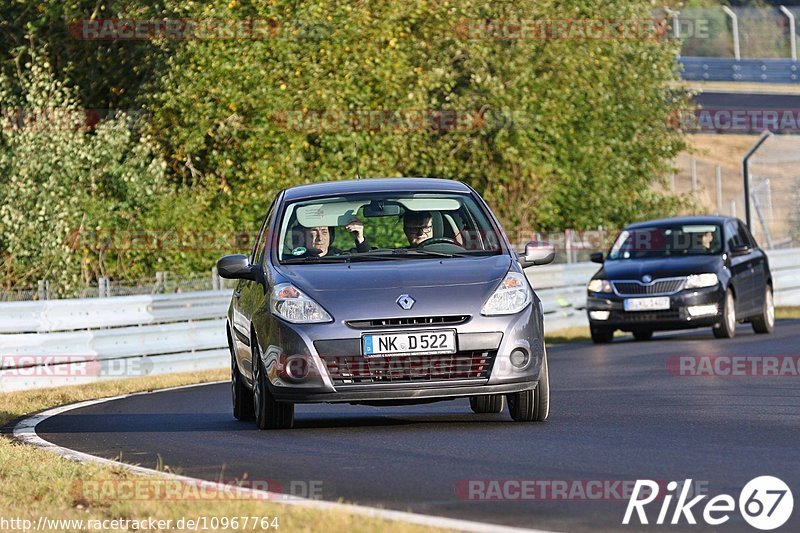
(355, 141), (362, 180)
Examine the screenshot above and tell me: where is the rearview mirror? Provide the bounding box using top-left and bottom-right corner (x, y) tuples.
(518, 241), (555, 268)
(363, 200), (402, 217)
(590, 252), (604, 264)
(217, 254), (257, 280)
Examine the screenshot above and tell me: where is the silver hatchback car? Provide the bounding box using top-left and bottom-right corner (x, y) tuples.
(218, 178), (554, 429)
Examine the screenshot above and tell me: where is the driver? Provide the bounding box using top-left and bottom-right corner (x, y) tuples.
(695, 231), (714, 252)
(403, 211), (434, 247)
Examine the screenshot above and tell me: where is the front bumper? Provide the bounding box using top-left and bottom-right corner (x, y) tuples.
(252, 301), (545, 403)
(586, 285), (725, 331)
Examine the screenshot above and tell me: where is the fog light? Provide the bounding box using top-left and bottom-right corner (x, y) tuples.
(687, 304), (718, 317)
(510, 349), (529, 368)
(589, 310), (611, 320)
(280, 355), (311, 382)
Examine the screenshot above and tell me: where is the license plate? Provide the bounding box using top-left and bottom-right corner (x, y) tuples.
(362, 330), (457, 357)
(624, 297), (671, 311)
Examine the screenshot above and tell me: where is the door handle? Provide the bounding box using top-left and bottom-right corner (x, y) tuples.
(233, 290), (241, 298)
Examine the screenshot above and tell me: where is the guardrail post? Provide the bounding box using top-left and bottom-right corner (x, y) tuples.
(690, 158), (697, 201)
(722, 6), (741, 60)
(780, 6), (797, 61)
(98, 277), (108, 298)
(212, 266), (221, 290)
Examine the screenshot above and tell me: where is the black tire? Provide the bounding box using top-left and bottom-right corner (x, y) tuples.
(507, 352), (549, 422)
(231, 356), (255, 421)
(751, 285), (775, 334)
(253, 344), (294, 430)
(632, 329), (653, 341)
(469, 395), (505, 414)
(590, 326), (614, 344)
(712, 289), (736, 339)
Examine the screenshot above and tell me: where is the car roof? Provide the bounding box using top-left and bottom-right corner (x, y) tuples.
(283, 177), (471, 201)
(625, 215), (734, 230)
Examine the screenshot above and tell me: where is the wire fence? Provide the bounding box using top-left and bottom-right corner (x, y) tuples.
(0, 270), (238, 302)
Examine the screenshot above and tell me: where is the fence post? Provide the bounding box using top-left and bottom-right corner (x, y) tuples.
(155, 271), (166, 294)
(37, 280), (48, 301)
(730, 199), (737, 218)
(715, 165), (723, 214)
(212, 266), (221, 290)
(780, 6), (797, 61)
(690, 158), (697, 201)
(722, 6), (741, 61)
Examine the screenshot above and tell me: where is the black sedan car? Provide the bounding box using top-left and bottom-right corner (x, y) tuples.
(586, 216), (774, 343)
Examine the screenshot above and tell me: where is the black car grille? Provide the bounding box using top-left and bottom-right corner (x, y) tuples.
(613, 310), (682, 321)
(613, 278), (685, 296)
(320, 351), (495, 385)
(346, 315), (470, 329)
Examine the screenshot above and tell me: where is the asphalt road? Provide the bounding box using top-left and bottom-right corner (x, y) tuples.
(36, 320), (800, 532)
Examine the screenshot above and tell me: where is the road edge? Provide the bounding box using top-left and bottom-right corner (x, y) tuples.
(12, 381), (558, 533)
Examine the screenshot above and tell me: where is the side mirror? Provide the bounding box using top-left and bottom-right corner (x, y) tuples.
(217, 254), (257, 280)
(590, 252), (604, 264)
(731, 244), (751, 256)
(518, 241), (555, 268)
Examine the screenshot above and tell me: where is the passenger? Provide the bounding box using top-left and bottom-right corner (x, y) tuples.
(294, 217), (369, 256)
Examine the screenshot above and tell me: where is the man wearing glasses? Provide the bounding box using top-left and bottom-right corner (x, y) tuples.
(403, 210), (434, 246)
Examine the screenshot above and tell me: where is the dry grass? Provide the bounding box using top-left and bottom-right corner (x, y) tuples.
(776, 306), (800, 319)
(0, 370), (448, 533)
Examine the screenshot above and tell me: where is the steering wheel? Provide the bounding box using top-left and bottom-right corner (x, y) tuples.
(416, 236), (459, 247)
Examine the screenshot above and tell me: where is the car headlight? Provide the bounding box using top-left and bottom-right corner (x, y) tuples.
(481, 272), (532, 316)
(271, 283), (333, 323)
(685, 273), (719, 289)
(587, 279), (613, 293)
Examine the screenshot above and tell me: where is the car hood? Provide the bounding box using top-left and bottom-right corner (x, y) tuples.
(598, 255), (723, 280)
(275, 256), (512, 320)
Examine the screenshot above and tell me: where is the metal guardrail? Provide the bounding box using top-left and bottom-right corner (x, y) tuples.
(679, 57), (800, 83)
(1, 249), (798, 391)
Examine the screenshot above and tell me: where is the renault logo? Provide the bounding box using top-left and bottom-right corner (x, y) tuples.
(396, 294), (415, 310)
(642, 275), (653, 283)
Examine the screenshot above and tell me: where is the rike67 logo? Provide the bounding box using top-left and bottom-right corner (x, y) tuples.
(624, 477), (794, 530)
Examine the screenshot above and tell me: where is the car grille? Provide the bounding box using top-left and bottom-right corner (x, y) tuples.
(345, 315), (470, 329)
(320, 351), (495, 385)
(613, 278), (685, 296)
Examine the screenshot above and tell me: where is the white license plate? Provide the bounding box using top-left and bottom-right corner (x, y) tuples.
(624, 297), (671, 311)
(362, 330), (457, 357)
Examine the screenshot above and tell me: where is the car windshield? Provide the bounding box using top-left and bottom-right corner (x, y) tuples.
(276, 191), (505, 263)
(607, 224), (723, 260)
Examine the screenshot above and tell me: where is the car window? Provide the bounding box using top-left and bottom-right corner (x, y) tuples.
(725, 221), (743, 250)
(607, 224), (723, 260)
(275, 192), (504, 263)
(736, 221), (755, 249)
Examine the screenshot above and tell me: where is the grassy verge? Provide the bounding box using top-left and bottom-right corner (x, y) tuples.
(0, 370), (446, 533)
(776, 306), (800, 319)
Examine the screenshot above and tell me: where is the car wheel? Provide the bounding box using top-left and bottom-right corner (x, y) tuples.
(590, 326), (614, 344)
(469, 395), (505, 414)
(507, 352), (549, 422)
(253, 344), (294, 430)
(751, 285), (775, 334)
(632, 329), (653, 341)
(712, 289), (736, 339)
(231, 355), (255, 421)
